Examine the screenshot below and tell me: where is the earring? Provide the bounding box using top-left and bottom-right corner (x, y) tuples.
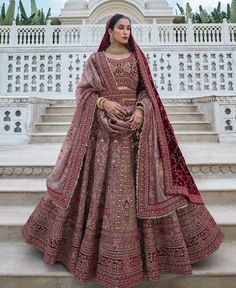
(110, 34), (113, 43)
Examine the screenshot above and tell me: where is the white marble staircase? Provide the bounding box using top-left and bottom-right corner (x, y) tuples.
(30, 103), (219, 143)
(0, 141), (236, 287)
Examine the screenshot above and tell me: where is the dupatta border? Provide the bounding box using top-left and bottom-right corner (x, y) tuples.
(47, 92), (98, 210)
(134, 49), (204, 218)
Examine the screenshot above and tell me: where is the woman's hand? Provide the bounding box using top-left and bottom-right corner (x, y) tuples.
(103, 100), (127, 119)
(128, 108), (144, 130)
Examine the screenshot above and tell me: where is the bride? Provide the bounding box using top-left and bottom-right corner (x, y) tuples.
(21, 13), (224, 288)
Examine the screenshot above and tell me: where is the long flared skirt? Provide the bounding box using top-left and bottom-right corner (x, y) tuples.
(21, 110), (224, 288)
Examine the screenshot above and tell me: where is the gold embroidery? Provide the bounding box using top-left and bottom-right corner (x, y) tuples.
(106, 54), (139, 91)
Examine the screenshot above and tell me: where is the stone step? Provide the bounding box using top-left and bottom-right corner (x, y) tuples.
(1, 161), (234, 179)
(35, 122), (71, 132)
(35, 121), (212, 133)
(29, 131), (219, 143)
(1, 143), (235, 179)
(175, 131), (218, 142)
(0, 179), (45, 205)
(0, 241), (235, 288)
(0, 165), (52, 178)
(42, 112), (206, 122)
(1, 178), (236, 206)
(165, 112), (205, 121)
(196, 178), (236, 204)
(45, 104), (198, 114)
(172, 121), (212, 131)
(0, 204), (235, 242)
(188, 163), (236, 178)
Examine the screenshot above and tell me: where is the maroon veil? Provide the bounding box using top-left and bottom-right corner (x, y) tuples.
(46, 15), (205, 219)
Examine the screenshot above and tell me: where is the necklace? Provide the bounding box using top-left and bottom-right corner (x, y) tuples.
(106, 45), (129, 55)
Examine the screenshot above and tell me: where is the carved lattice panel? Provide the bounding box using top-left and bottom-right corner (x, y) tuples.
(0, 108), (26, 134)
(6, 54), (63, 94)
(67, 53), (89, 93)
(16, 27), (46, 45)
(223, 106), (236, 132)
(193, 25), (222, 43)
(178, 52), (234, 93)
(146, 52), (173, 93)
(0, 27), (10, 45)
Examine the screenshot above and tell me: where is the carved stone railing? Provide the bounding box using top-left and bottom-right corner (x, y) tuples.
(0, 20), (236, 144)
(0, 20), (235, 98)
(0, 19), (236, 47)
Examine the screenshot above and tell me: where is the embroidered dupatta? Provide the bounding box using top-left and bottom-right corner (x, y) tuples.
(46, 18), (204, 219)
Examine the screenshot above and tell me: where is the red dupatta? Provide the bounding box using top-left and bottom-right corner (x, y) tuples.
(46, 16), (204, 218)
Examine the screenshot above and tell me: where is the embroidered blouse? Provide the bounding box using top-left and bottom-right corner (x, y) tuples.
(105, 52), (139, 91)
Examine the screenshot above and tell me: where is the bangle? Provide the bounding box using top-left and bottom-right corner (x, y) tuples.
(96, 97), (103, 108)
(100, 98), (107, 110)
(96, 97), (106, 109)
(136, 105), (144, 112)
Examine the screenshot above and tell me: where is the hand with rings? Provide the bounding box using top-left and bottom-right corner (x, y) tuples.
(102, 100), (127, 119)
(128, 108), (144, 130)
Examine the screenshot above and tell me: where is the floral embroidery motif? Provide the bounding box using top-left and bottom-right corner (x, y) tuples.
(105, 53), (139, 91)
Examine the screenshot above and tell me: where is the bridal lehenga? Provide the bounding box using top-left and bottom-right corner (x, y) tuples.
(21, 22), (224, 288)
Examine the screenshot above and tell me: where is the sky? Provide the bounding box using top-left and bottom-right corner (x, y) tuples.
(0, 0), (231, 17)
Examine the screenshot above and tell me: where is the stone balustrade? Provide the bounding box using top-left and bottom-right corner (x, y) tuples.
(0, 20), (236, 144)
(0, 19), (236, 47)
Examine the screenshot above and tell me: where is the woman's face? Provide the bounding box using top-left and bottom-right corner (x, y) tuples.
(108, 18), (131, 45)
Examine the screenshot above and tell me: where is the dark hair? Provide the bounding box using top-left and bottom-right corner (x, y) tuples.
(108, 13), (131, 30)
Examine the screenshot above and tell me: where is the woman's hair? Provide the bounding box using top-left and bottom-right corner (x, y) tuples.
(107, 13), (131, 30)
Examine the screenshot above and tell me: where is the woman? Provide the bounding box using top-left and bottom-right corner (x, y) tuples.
(21, 13), (224, 288)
